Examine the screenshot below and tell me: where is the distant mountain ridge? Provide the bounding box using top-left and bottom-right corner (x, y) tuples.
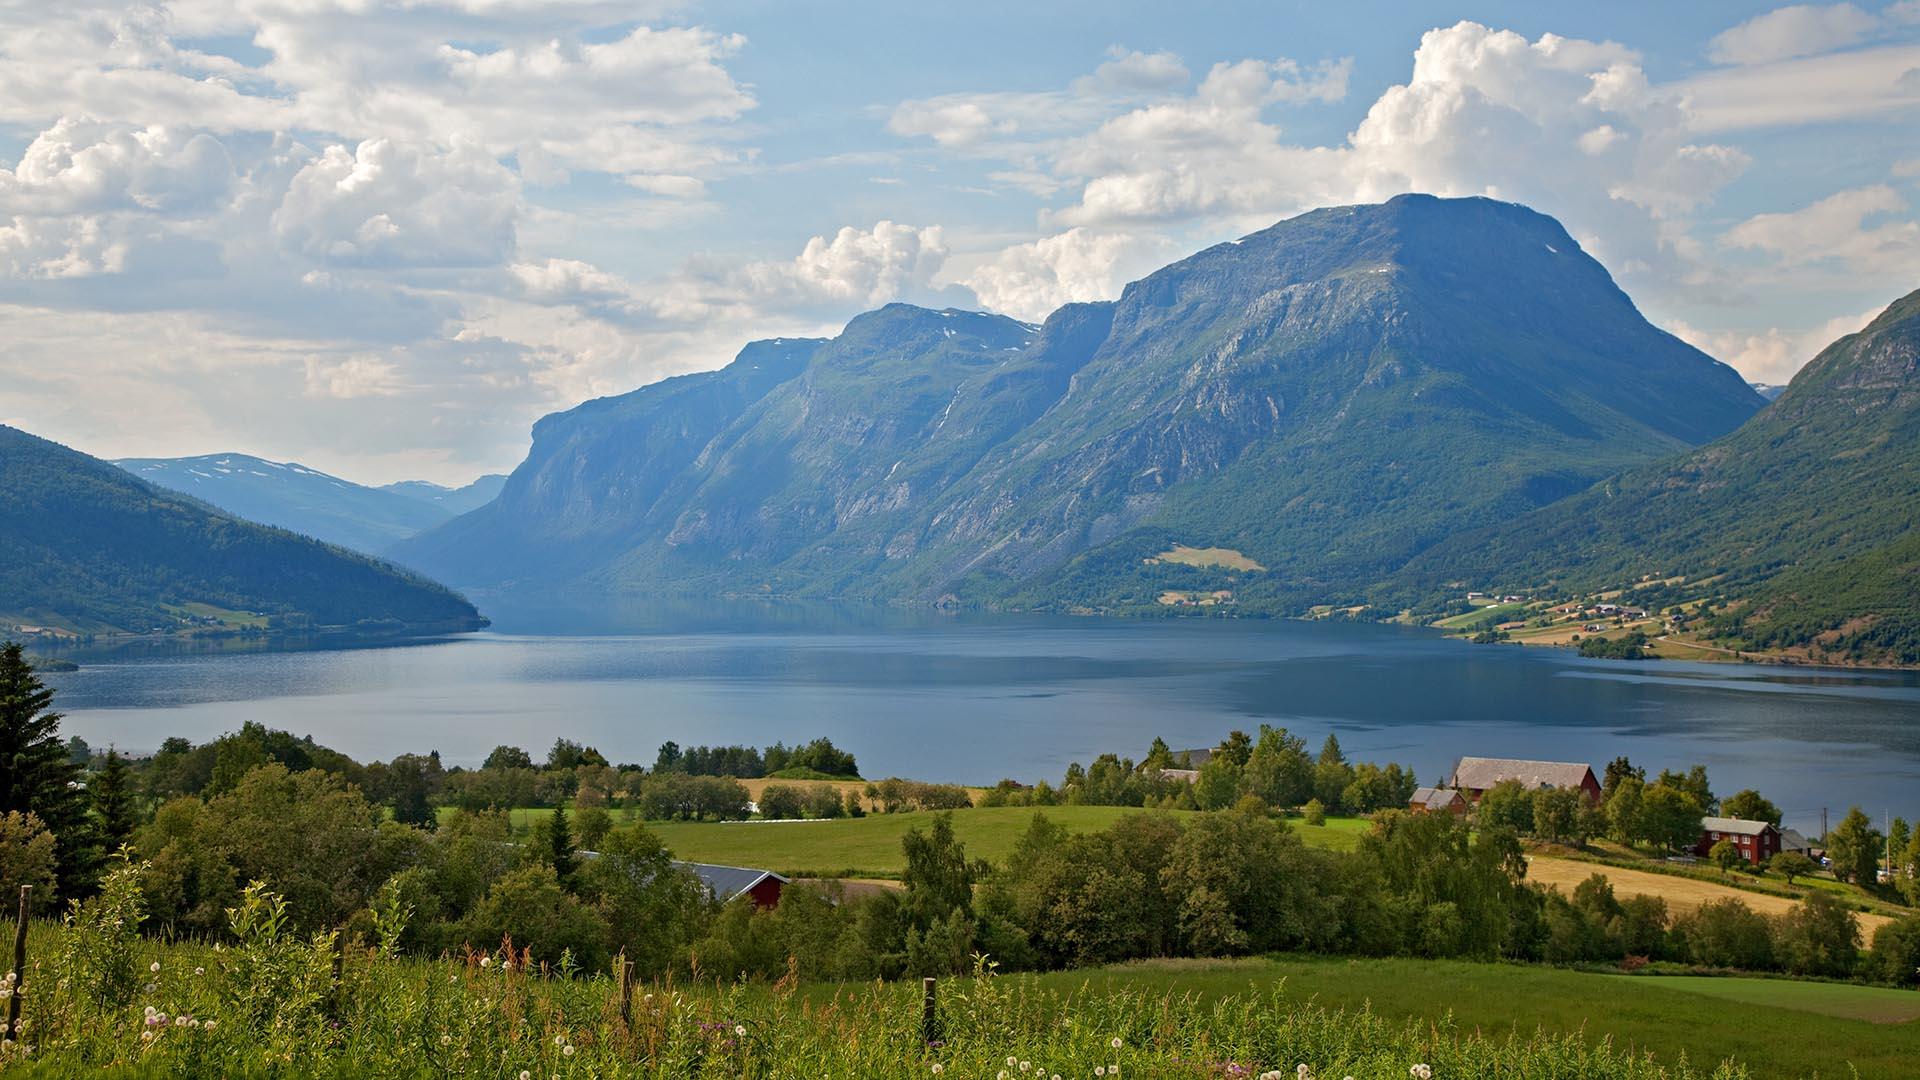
(2, 427), (484, 635)
(1403, 288), (1920, 663)
(113, 453), (505, 554)
(396, 195), (1764, 613)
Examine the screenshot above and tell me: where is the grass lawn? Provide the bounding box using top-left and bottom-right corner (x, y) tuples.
(446, 803), (1372, 875)
(990, 956), (1920, 1079)
(1603, 974), (1920, 1024)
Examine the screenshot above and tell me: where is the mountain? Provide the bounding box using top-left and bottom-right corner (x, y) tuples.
(396, 195), (1765, 612)
(380, 475), (508, 516)
(1401, 289), (1920, 663)
(113, 454), (502, 554)
(2, 427), (485, 635)
(1750, 382), (1787, 400)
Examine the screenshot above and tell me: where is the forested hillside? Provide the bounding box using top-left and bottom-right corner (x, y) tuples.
(0, 426), (485, 634)
(1400, 289), (1920, 663)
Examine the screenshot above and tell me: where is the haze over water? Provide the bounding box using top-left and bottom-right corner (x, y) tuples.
(44, 602), (1920, 833)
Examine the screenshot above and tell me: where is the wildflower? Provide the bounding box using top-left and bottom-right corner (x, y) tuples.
(1110, 1067), (1120, 1077)
(1008, 1058), (1018, 1068)
(1300, 1067), (1313, 1080)
(735, 1024), (747, 1037)
(174, 1016), (189, 1028)
(440, 1035), (452, 1046)
(1111, 1037), (1123, 1049)
(562, 1045), (575, 1058)
(520, 1073), (532, 1080)
(999, 1074), (1009, 1080)
(193, 967), (204, 977)
(202, 1021), (216, 1032)
(481, 956), (493, 968)
(1019, 1062), (1030, 1072)
(931, 1066), (944, 1075)
(149, 962), (160, 974)
(140, 1031), (154, 1042)
(554, 1035), (566, 1047)
(1410, 1067), (1432, 1080)
(1096, 1069), (1106, 1077)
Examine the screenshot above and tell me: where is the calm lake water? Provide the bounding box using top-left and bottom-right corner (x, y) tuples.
(40, 601), (1920, 832)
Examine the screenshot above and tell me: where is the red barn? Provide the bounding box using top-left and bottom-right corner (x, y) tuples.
(1447, 757), (1602, 805)
(1409, 787), (1468, 816)
(1694, 818), (1781, 866)
(679, 862), (789, 910)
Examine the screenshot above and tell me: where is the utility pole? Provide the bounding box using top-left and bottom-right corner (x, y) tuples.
(1821, 807), (1828, 843)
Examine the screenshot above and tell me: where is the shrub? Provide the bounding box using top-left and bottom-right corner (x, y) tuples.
(1301, 798), (1326, 826)
(757, 784), (805, 820)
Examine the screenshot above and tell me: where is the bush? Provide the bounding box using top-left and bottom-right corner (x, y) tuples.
(804, 785), (846, 819)
(1674, 898), (1772, 970)
(757, 784), (806, 820)
(1301, 798), (1326, 826)
(1772, 892), (1859, 978)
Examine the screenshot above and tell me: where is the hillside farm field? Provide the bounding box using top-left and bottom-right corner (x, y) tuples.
(641, 806), (1369, 877)
(1526, 855), (1900, 936)
(1007, 957), (1920, 1079)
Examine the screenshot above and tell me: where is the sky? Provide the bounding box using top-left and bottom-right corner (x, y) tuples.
(0, 1), (1917, 485)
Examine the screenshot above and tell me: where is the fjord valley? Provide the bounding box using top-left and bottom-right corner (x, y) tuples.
(395, 195), (1768, 617)
(0, 426), (485, 639)
(113, 454), (506, 556)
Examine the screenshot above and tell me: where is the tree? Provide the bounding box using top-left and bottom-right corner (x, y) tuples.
(1476, 780), (1534, 835)
(1901, 825), (1920, 906)
(91, 747), (138, 848)
(1312, 734), (1353, 811)
(1601, 756), (1644, 800)
(1769, 851), (1816, 886)
(1637, 784), (1704, 853)
(1301, 798), (1326, 826)
(1531, 786), (1584, 846)
(573, 805), (613, 850)
(1604, 776), (1645, 846)
(1719, 789), (1782, 827)
(385, 753), (438, 829)
(1655, 766), (1714, 814)
(1870, 914), (1920, 987)
(757, 784), (805, 820)
(1242, 726), (1311, 807)
(1825, 807), (1882, 886)
(1192, 758), (1243, 811)
(1674, 898), (1772, 970)
(1142, 737), (1173, 769)
(545, 804), (577, 882)
(901, 813), (978, 932)
(653, 741), (682, 773)
(1709, 840), (1741, 875)
(1889, 817), (1911, 884)
(1772, 892), (1859, 978)
(0, 642), (94, 896)
(483, 745), (533, 771)
(0, 811), (56, 912)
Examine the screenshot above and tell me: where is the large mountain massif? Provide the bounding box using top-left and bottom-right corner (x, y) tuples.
(1, 427), (485, 635)
(114, 453), (505, 555)
(1404, 288), (1920, 662)
(397, 195), (1766, 615)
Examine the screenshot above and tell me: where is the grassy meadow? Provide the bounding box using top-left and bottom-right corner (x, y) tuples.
(634, 807), (1370, 878)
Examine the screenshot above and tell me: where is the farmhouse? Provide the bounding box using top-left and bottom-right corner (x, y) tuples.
(1694, 818), (1781, 866)
(1408, 787), (1468, 816)
(678, 862), (788, 909)
(1779, 828), (1817, 858)
(1447, 757), (1602, 804)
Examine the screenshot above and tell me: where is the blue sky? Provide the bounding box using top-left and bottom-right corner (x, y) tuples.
(1, 1), (1916, 483)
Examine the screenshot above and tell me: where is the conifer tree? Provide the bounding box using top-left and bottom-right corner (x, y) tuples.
(547, 803), (577, 881)
(0, 642), (95, 896)
(91, 747), (137, 849)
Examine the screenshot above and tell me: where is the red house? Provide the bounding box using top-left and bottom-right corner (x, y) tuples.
(1447, 757), (1602, 805)
(1408, 787), (1468, 816)
(1694, 818), (1781, 866)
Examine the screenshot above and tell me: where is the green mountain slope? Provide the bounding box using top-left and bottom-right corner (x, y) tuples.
(1, 426), (486, 635)
(1401, 289), (1920, 662)
(115, 453), (451, 554)
(396, 195), (1764, 611)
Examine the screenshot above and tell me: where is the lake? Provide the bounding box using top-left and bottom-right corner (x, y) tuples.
(40, 601), (1920, 831)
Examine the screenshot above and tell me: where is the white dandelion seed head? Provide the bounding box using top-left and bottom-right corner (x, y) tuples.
(148, 962), (160, 973)
(563, 1045), (575, 1057)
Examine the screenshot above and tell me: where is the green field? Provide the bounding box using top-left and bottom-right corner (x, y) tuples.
(996, 956), (1920, 1079)
(643, 807), (1367, 877)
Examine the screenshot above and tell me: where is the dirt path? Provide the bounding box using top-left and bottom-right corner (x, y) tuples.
(1527, 855), (1897, 937)
(1655, 634), (1743, 657)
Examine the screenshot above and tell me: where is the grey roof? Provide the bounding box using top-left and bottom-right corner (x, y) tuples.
(1449, 757), (1595, 792)
(675, 861), (787, 903)
(1156, 768), (1200, 782)
(1410, 786), (1464, 808)
(1169, 747), (1214, 767)
(1779, 828), (1813, 852)
(1701, 817), (1776, 837)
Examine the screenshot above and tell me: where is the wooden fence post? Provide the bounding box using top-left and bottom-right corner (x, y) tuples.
(921, 976), (937, 1044)
(616, 952), (634, 1026)
(7, 886), (29, 1042)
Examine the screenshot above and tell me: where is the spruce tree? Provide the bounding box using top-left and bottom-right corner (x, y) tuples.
(0, 642), (95, 896)
(547, 803), (577, 881)
(91, 747), (137, 849)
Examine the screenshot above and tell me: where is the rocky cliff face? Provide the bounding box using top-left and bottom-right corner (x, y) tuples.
(394, 195), (1764, 611)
